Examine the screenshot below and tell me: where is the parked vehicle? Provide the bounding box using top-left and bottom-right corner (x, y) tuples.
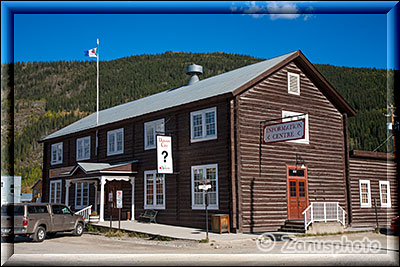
(1, 203), (85, 242)
(391, 216), (400, 234)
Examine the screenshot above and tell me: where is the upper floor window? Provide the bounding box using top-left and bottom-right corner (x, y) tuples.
(288, 72), (300, 95)
(107, 128), (124, 156)
(379, 181), (391, 208)
(190, 107), (217, 143)
(191, 164), (219, 210)
(76, 136), (91, 161)
(144, 119), (165, 150)
(359, 180), (371, 208)
(51, 142), (63, 165)
(282, 110), (309, 144)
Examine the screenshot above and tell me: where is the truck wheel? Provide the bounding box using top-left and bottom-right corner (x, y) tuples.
(33, 226), (46, 242)
(73, 223), (84, 236)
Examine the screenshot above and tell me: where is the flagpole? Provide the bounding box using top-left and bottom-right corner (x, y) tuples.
(96, 38), (99, 125)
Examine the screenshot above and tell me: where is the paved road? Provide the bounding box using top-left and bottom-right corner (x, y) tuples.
(2, 232), (398, 266)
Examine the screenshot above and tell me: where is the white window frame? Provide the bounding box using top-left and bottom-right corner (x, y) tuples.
(359, 180), (371, 208)
(282, 110), (309, 144)
(191, 164), (219, 210)
(50, 180), (62, 204)
(76, 136), (91, 161)
(144, 118), (165, 150)
(51, 142), (63, 165)
(74, 182), (90, 209)
(144, 170), (166, 210)
(107, 128), (124, 156)
(288, 72), (300, 95)
(379, 181), (391, 208)
(190, 107), (217, 143)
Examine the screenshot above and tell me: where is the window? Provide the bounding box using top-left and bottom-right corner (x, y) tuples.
(190, 107), (217, 142)
(75, 182), (90, 209)
(288, 72), (300, 95)
(76, 136), (91, 161)
(28, 206), (48, 214)
(107, 128), (124, 156)
(379, 181), (391, 208)
(51, 142), (63, 165)
(50, 180), (62, 204)
(282, 110), (309, 144)
(144, 170), (165, 209)
(359, 180), (371, 208)
(191, 164), (219, 209)
(144, 119), (165, 150)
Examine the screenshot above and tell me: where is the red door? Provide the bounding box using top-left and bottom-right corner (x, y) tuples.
(287, 167), (308, 219)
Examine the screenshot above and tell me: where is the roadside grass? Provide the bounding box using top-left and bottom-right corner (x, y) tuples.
(85, 224), (175, 241)
(294, 229), (377, 238)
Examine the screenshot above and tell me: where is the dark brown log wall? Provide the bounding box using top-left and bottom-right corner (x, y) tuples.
(236, 61), (348, 232)
(349, 156), (398, 227)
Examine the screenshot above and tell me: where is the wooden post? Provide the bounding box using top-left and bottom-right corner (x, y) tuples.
(374, 198), (379, 231)
(118, 208), (121, 233)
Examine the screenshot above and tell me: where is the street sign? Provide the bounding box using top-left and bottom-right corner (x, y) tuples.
(157, 136), (173, 174)
(116, 190), (123, 209)
(263, 119), (305, 144)
(108, 192), (113, 202)
(198, 184), (212, 191)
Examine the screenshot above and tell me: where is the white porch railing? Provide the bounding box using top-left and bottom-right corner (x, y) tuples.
(302, 202), (346, 230)
(75, 205), (92, 222)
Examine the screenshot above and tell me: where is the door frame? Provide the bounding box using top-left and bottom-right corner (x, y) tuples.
(286, 165), (309, 219)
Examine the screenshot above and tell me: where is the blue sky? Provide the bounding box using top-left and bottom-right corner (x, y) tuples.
(10, 2), (393, 69)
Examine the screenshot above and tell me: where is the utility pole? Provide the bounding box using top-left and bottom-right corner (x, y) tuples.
(385, 104), (396, 154)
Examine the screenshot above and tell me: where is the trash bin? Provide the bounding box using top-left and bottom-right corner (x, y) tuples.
(211, 214), (230, 234)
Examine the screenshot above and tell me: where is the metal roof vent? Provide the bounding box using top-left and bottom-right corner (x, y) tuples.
(186, 64), (203, 85)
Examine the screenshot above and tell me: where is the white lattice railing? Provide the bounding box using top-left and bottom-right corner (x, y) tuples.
(74, 205), (92, 222)
(302, 202), (346, 230)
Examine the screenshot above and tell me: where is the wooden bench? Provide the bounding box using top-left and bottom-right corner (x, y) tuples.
(138, 209), (158, 223)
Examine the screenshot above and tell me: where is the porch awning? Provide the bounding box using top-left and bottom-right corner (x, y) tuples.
(60, 160), (138, 177)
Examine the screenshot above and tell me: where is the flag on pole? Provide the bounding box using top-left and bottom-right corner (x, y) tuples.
(84, 47), (97, 57)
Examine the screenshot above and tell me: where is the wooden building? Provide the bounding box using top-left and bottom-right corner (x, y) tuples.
(39, 50), (397, 233)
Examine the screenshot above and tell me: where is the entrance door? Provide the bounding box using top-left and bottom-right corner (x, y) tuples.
(287, 167), (308, 219)
(106, 181), (122, 220)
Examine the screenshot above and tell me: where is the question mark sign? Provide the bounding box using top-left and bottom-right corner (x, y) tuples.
(162, 151), (168, 162)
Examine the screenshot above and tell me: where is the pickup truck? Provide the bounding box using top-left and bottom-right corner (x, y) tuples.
(1, 203), (85, 242)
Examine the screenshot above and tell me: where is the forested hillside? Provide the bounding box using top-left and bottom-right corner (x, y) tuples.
(2, 52), (392, 192)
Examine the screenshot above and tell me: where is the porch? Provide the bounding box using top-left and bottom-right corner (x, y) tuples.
(61, 161), (138, 222)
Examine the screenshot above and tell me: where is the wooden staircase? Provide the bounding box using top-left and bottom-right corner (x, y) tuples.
(278, 219), (306, 233)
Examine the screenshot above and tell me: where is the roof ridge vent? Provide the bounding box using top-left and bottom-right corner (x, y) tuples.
(186, 64), (203, 85)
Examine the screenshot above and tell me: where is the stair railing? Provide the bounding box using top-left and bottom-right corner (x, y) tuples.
(302, 202), (346, 230)
(74, 205), (92, 222)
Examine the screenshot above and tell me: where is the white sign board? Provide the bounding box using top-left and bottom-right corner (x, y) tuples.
(198, 184), (212, 191)
(263, 119), (305, 144)
(116, 190), (123, 209)
(157, 136), (173, 174)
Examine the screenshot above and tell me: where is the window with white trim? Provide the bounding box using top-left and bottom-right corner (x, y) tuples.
(190, 107), (217, 142)
(359, 180), (371, 208)
(144, 119), (165, 150)
(50, 180), (62, 204)
(51, 142), (63, 165)
(379, 181), (391, 208)
(144, 170), (165, 209)
(288, 72), (300, 95)
(75, 182), (89, 209)
(282, 110), (309, 144)
(107, 128), (124, 156)
(191, 164), (219, 210)
(76, 136), (91, 161)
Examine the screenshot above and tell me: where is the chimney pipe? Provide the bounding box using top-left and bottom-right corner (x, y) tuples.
(186, 64), (203, 85)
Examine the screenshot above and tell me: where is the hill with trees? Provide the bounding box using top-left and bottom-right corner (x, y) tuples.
(1, 52), (392, 192)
